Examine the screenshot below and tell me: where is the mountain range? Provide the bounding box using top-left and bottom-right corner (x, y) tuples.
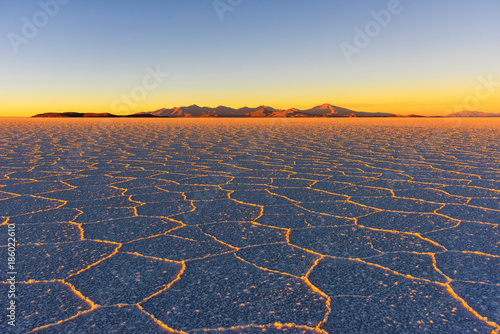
(137, 104), (397, 118)
(31, 105), (499, 118)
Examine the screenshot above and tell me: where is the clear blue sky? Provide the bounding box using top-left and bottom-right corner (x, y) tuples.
(1, 0), (499, 116)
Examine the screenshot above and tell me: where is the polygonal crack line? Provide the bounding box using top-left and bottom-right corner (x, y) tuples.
(435, 212), (500, 226)
(346, 198), (447, 215)
(61, 241), (123, 281)
(285, 232), (496, 327)
(286, 223), (449, 255)
(292, 202), (375, 220)
(14, 279), (98, 334)
(140, 252), (332, 332)
(27, 303), (181, 334)
(193, 227), (241, 251)
(303, 250), (500, 331)
(112, 224), (186, 245)
(0, 217), (10, 226)
(446, 250), (500, 258)
(443, 284), (500, 330)
(452, 280), (500, 287)
(265, 239), (335, 328)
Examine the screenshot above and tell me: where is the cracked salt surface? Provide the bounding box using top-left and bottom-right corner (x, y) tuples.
(0, 118), (499, 333)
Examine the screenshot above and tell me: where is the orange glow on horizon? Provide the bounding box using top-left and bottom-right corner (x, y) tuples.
(1, 83), (499, 117)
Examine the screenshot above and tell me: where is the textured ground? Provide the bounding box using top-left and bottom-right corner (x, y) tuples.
(0, 118), (499, 333)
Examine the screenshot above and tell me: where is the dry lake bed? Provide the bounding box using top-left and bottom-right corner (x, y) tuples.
(1, 118), (499, 333)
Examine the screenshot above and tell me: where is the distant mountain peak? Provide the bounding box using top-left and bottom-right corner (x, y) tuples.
(447, 110), (500, 117)
(316, 103), (336, 109)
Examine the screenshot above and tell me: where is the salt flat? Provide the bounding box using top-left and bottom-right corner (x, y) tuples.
(0, 118), (499, 333)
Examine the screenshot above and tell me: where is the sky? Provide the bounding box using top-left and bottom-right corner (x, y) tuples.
(1, 0), (499, 117)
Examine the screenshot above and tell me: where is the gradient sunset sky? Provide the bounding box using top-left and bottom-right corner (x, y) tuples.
(1, 0), (499, 117)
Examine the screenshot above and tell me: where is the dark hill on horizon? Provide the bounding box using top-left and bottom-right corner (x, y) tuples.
(32, 112), (159, 118)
